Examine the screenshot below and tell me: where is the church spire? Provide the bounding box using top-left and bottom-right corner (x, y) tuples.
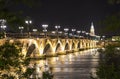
(90, 22), (95, 36)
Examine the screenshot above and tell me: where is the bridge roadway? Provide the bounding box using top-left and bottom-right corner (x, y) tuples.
(46, 49), (99, 79)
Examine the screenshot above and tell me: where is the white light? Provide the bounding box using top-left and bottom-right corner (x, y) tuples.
(86, 32), (89, 35)
(33, 29), (37, 32)
(58, 31), (62, 34)
(52, 31), (56, 34)
(112, 38), (115, 41)
(1, 25), (6, 29)
(29, 20), (32, 24)
(55, 25), (60, 29)
(74, 35), (77, 37)
(80, 36), (83, 38)
(77, 31), (81, 34)
(0, 19), (7, 30)
(25, 20), (32, 24)
(102, 36), (105, 38)
(43, 29), (47, 32)
(69, 33), (72, 36)
(25, 20), (28, 24)
(64, 33), (68, 35)
(19, 26), (24, 29)
(42, 24), (48, 28)
(64, 28), (69, 32)
(82, 31), (85, 33)
(0, 19), (6, 23)
(72, 29), (76, 32)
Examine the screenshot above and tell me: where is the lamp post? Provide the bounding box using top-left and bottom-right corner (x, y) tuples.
(33, 29), (38, 38)
(1, 25), (6, 31)
(33, 29), (37, 32)
(77, 31), (81, 39)
(64, 28), (69, 38)
(55, 25), (60, 38)
(102, 36), (105, 39)
(85, 32), (89, 39)
(72, 29), (76, 38)
(19, 26), (24, 34)
(81, 31), (86, 38)
(19, 26), (24, 37)
(0, 19), (7, 38)
(102, 35), (105, 47)
(58, 31), (62, 37)
(25, 19), (32, 38)
(42, 24), (48, 38)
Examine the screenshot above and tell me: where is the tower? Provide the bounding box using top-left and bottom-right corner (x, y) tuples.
(90, 22), (95, 36)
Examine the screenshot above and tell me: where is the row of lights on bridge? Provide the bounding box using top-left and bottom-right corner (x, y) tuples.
(0, 19), (103, 39)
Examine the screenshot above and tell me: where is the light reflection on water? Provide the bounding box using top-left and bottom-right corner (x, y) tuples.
(29, 48), (99, 79)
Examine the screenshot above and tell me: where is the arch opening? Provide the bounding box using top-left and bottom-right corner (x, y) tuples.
(43, 44), (52, 55)
(72, 43), (75, 49)
(78, 42), (80, 49)
(65, 43), (69, 51)
(26, 44), (36, 57)
(55, 43), (62, 53)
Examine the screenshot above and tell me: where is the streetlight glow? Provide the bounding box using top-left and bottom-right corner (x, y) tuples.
(25, 19), (32, 38)
(55, 26), (60, 29)
(51, 31), (56, 34)
(42, 24), (48, 38)
(19, 26), (24, 30)
(55, 25), (61, 38)
(25, 20), (32, 24)
(72, 29), (76, 32)
(64, 28), (69, 32)
(1, 25), (6, 30)
(58, 31), (62, 34)
(77, 31), (81, 34)
(33, 29), (37, 32)
(82, 31), (85, 33)
(42, 24), (48, 28)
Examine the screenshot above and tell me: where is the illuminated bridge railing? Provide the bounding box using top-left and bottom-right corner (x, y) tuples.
(5, 33), (86, 39)
(5, 33), (67, 38)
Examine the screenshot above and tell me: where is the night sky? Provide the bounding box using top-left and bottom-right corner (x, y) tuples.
(13, 0), (119, 36)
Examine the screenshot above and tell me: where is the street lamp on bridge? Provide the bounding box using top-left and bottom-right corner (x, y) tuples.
(33, 29), (37, 32)
(72, 29), (76, 38)
(25, 19), (32, 37)
(85, 32), (89, 39)
(55, 25), (60, 38)
(42, 24), (48, 38)
(64, 28), (69, 38)
(19, 26), (24, 34)
(77, 31), (81, 38)
(0, 19), (7, 38)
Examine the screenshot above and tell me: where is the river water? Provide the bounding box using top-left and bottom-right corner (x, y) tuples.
(29, 49), (99, 79)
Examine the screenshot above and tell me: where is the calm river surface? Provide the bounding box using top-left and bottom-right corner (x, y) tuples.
(30, 49), (99, 79)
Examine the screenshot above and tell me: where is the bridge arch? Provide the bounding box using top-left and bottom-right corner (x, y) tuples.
(26, 44), (36, 57)
(55, 43), (63, 53)
(77, 42), (80, 49)
(72, 43), (75, 50)
(64, 43), (70, 51)
(43, 44), (52, 55)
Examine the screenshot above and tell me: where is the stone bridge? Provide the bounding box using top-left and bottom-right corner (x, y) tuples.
(0, 38), (97, 58)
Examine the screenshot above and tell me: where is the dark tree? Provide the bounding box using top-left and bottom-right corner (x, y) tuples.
(0, 42), (24, 78)
(0, 0), (40, 32)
